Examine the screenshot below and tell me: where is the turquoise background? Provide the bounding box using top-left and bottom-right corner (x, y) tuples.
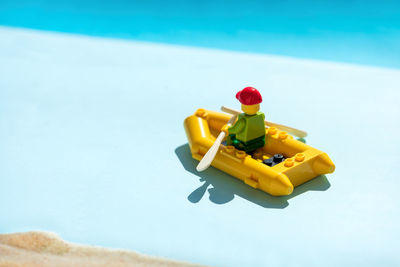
(1, 1), (400, 266)
(1, 0), (400, 68)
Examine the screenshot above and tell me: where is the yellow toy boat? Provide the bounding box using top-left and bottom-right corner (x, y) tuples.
(184, 108), (335, 196)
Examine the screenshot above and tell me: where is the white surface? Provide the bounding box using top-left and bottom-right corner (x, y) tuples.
(0, 27), (400, 266)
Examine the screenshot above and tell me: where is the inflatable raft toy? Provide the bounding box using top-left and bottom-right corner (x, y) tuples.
(184, 108), (335, 196)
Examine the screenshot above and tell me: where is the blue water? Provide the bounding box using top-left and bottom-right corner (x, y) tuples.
(1, 0), (400, 68)
(0, 0), (400, 68)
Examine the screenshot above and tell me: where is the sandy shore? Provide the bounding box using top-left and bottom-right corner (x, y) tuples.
(0, 232), (202, 267)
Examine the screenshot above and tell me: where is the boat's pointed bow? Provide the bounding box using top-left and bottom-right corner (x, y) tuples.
(267, 173), (294, 196)
(313, 153), (336, 175)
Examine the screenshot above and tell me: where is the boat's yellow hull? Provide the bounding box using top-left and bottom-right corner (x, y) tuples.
(184, 108), (335, 196)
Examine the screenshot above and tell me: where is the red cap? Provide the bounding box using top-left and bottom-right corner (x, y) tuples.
(236, 87), (262, 105)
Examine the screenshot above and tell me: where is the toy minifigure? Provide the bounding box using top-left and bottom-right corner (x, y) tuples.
(226, 87), (265, 153)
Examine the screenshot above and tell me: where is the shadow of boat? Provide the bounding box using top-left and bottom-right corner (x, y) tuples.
(175, 143), (331, 209)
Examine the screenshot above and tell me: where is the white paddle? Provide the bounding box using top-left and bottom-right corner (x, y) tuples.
(221, 106), (308, 138)
(196, 114), (238, 172)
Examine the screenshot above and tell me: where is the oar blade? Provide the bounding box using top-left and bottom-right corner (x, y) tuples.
(196, 132), (226, 172)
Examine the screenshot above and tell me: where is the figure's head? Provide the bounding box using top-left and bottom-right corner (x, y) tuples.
(236, 87), (262, 115)
(241, 104), (260, 115)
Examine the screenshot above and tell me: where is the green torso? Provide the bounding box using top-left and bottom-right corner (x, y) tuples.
(228, 112), (265, 142)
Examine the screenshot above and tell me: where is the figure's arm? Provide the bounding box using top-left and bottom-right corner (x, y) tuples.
(228, 118), (245, 134)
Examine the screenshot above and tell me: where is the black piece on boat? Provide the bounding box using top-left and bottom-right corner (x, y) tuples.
(263, 154), (285, 167)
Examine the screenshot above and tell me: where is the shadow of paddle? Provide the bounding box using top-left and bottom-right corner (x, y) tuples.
(175, 143), (330, 209)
